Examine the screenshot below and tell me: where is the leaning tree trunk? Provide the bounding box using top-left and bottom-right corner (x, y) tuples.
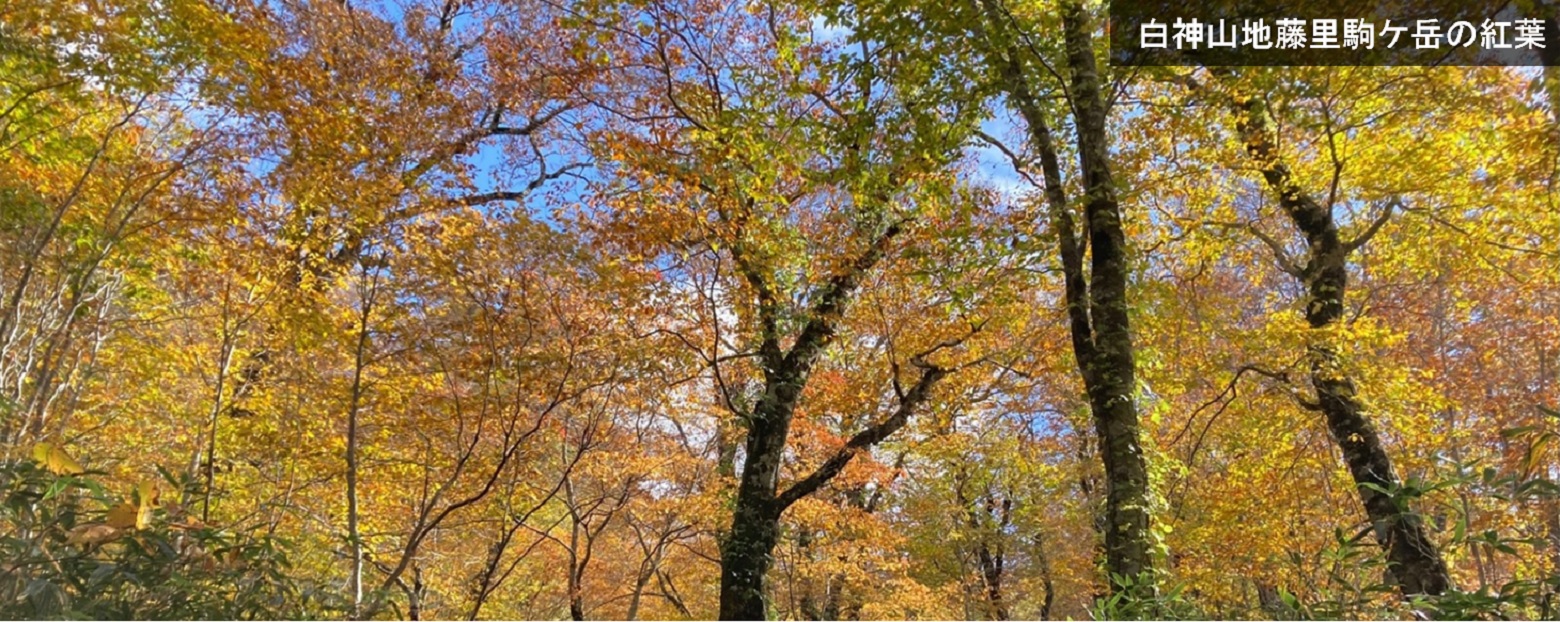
(1234, 95), (1452, 597)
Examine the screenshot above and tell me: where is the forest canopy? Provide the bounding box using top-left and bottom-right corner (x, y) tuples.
(1, 0), (1558, 619)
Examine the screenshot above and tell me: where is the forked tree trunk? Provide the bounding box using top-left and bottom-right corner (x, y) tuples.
(718, 359), (947, 619)
(973, 0), (1156, 592)
(718, 221), (952, 619)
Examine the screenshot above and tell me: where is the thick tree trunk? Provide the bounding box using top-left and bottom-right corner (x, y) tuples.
(718, 361), (946, 619)
(1060, 4), (1154, 587)
(718, 391), (789, 620)
(716, 216), (952, 619)
(1234, 96), (1452, 598)
(1256, 583), (1284, 617)
(975, 0), (1155, 591)
(1311, 344), (1449, 596)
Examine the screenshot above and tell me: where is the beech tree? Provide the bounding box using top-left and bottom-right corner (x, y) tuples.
(5, 0), (1560, 620)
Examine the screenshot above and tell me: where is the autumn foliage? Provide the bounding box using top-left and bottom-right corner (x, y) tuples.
(2, 0), (1559, 619)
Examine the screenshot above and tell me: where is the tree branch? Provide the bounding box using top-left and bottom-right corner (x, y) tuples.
(453, 162), (588, 207)
(774, 361), (946, 510)
(1343, 198), (1399, 253)
(783, 218), (907, 372)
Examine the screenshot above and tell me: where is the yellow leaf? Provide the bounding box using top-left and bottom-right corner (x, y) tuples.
(106, 502), (138, 530)
(31, 442), (84, 475)
(136, 481), (159, 509)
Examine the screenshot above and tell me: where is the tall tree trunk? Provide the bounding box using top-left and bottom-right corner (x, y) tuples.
(956, 475), (1012, 620)
(198, 299), (235, 523)
(1233, 95), (1452, 598)
(404, 564), (425, 621)
(626, 559), (655, 621)
(344, 267), (380, 619)
(974, 0), (1155, 592)
(1062, 3), (1153, 588)
(568, 515), (587, 622)
(1256, 583), (1285, 617)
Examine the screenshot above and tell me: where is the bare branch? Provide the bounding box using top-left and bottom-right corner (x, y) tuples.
(1343, 198), (1399, 253)
(450, 163), (589, 207)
